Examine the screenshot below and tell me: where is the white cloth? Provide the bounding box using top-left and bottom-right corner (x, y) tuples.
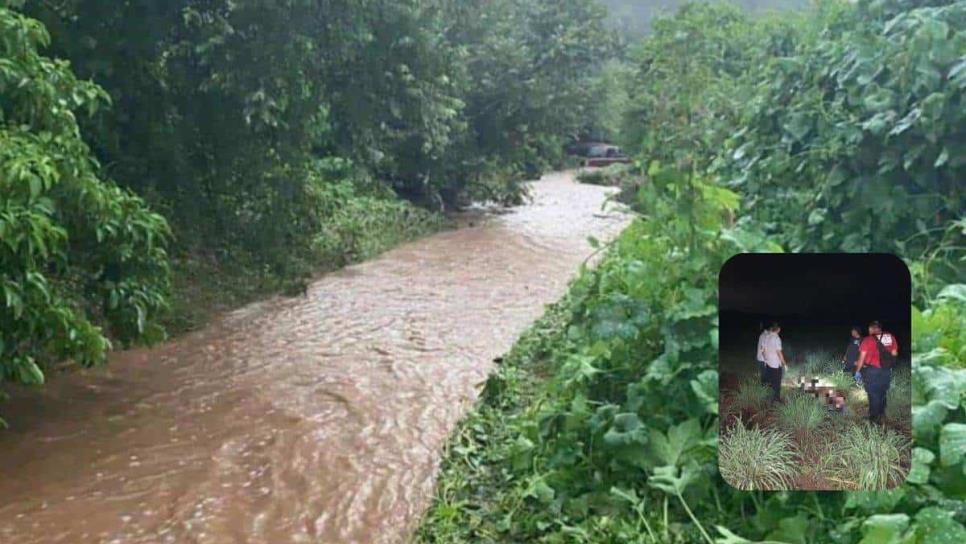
(762, 332), (783, 368)
(756, 330), (768, 362)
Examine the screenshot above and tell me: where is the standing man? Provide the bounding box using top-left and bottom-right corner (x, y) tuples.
(855, 320), (899, 423)
(841, 326), (862, 379)
(757, 323), (769, 385)
(761, 323), (787, 403)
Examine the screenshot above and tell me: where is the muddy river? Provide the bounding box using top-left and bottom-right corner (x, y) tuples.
(0, 171), (629, 544)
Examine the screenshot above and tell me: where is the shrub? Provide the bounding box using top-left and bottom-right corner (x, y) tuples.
(822, 423), (910, 490)
(720, 423), (799, 490)
(1, 6), (170, 389)
(576, 163), (636, 186)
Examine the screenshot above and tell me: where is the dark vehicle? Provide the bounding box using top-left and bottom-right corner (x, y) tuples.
(566, 141), (606, 157)
(582, 144), (630, 167)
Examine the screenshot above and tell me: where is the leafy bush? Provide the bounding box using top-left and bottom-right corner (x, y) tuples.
(576, 164), (635, 186)
(719, 423), (799, 490)
(821, 423), (911, 490)
(913, 281), (966, 367)
(312, 183), (442, 266)
(23, 0), (614, 239)
(724, 0), (966, 255)
(0, 5), (170, 390)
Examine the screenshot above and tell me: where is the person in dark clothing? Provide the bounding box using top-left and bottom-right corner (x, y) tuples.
(841, 326), (862, 376)
(855, 320), (899, 423)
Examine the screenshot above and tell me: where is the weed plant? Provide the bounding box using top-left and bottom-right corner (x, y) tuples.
(821, 424), (910, 490)
(776, 392), (826, 437)
(720, 423), (799, 490)
(823, 370), (856, 394)
(799, 349), (838, 379)
(727, 379), (771, 417)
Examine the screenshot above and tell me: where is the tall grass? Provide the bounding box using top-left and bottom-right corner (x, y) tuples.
(800, 349), (838, 378)
(821, 424), (910, 490)
(720, 423), (799, 490)
(776, 392), (826, 436)
(727, 379), (771, 416)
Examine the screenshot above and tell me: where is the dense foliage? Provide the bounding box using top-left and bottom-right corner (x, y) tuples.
(0, 0), (614, 382)
(0, 2), (170, 393)
(724, 0), (966, 254)
(418, 1), (965, 542)
(21, 0), (613, 250)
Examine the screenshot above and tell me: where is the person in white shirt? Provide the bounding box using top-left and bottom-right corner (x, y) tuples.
(756, 325), (769, 385)
(761, 323), (788, 403)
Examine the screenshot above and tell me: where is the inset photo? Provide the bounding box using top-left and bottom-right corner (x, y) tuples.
(718, 254), (911, 491)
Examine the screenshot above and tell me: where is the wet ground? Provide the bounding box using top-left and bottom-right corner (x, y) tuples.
(0, 171), (630, 544)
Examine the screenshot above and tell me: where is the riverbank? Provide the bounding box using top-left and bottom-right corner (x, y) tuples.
(161, 196), (444, 335)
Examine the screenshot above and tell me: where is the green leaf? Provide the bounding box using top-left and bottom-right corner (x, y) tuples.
(690, 370), (718, 415)
(714, 526), (754, 544)
(914, 507), (966, 544)
(859, 514), (909, 544)
(936, 284), (966, 304)
(648, 463), (698, 496)
(913, 400), (948, 443)
(938, 423), (966, 468)
(908, 447), (936, 485)
(845, 489), (906, 512)
(766, 514), (809, 544)
(649, 418), (702, 467)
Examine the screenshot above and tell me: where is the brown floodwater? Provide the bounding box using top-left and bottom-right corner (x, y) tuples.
(0, 171), (629, 544)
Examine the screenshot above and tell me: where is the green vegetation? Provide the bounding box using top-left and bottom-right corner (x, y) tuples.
(1, 6), (170, 387)
(821, 423), (911, 491)
(888, 369), (914, 424)
(725, 379), (772, 419)
(418, 0), (965, 541)
(775, 393), (827, 437)
(719, 423), (799, 490)
(1, 0), (614, 378)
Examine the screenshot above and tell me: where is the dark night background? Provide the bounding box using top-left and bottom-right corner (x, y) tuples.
(718, 254), (911, 383)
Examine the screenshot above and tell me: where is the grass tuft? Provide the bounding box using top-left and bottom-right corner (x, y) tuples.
(720, 423), (799, 490)
(776, 392), (827, 436)
(821, 423), (910, 490)
(727, 379), (771, 416)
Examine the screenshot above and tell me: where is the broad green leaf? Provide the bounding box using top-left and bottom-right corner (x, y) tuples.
(690, 370), (718, 415)
(908, 447), (936, 485)
(914, 507), (966, 544)
(938, 423), (966, 468)
(859, 514), (909, 544)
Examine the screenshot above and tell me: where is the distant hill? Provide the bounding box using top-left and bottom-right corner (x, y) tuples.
(603, 0), (809, 37)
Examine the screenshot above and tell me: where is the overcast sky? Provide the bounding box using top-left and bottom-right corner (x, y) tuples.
(603, 0), (809, 37)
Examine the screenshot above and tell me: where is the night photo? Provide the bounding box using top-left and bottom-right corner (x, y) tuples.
(718, 254), (912, 491)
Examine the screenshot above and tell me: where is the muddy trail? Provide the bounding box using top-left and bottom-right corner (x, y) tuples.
(0, 171), (629, 544)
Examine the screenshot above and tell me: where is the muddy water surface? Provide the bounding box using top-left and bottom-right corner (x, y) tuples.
(0, 172), (628, 544)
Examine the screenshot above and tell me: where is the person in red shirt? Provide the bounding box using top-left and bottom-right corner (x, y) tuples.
(855, 320), (899, 423)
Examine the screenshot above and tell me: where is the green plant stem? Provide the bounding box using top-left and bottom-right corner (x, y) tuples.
(677, 492), (714, 544)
